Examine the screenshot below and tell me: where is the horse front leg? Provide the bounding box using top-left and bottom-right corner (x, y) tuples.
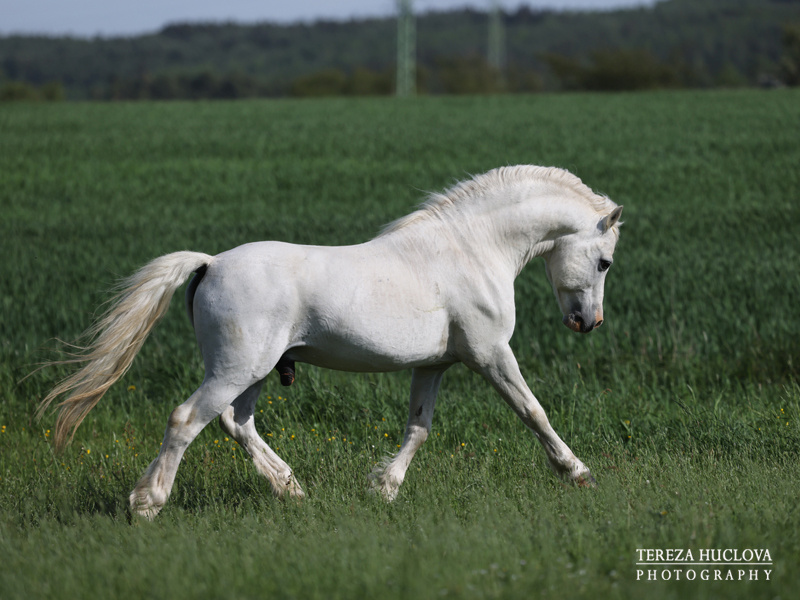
(477, 344), (595, 486)
(370, 366), (447, 501)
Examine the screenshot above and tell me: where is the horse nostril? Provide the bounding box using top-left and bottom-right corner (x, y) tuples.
(595, 319), (603, 329)
(562, 313), (583, 332)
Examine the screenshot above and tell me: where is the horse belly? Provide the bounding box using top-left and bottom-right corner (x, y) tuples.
(289, 309), (452, 372)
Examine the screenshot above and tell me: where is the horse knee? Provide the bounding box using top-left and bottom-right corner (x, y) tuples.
(168, 404), (197, 429)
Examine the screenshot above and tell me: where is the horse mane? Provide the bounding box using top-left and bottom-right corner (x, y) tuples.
(377, 165), (618, 237)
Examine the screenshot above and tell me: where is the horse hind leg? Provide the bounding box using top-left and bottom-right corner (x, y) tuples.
(370, 366), (446, 501)
(128, 377), (254, 520)
(218, 380), (304, 499)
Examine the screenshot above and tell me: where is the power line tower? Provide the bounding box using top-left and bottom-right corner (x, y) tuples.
(396, 0), (416, 97)
(488, 0), (506, 89)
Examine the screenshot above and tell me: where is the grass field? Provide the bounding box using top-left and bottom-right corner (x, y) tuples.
(1, 89), (799, 599)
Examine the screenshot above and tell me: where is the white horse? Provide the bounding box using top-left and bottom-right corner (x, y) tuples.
(39, 165), (622, 519)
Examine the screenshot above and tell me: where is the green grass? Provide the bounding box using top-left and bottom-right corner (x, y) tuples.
(1, 90), (799, 599)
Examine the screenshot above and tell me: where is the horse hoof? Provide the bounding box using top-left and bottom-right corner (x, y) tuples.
(367, 469), (399, 502)
(129, 490), (164, 521)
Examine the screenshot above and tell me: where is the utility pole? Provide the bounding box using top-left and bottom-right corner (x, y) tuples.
(488, 0), (506, 89)
(396, 0), (416, 97)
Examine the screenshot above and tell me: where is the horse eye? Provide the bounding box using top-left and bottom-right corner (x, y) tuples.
(598, 259), (612, 272)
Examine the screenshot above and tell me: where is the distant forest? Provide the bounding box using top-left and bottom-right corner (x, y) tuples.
(2, 0), (800, 100)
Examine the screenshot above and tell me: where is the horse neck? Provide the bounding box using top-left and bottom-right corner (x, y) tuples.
(375, 183), (595, 277)
(466, 186), (595, 276)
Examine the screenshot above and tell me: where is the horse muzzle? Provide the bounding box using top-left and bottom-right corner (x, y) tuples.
(562, 312), (603, 333)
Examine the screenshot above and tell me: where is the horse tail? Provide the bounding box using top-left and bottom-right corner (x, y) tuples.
(37, 251), (214, 451)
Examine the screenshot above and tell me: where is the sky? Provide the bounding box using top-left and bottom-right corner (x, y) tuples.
(0, 0), (660, 38)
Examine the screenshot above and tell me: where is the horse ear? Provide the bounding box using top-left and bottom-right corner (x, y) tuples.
(600, 206), (623, 233)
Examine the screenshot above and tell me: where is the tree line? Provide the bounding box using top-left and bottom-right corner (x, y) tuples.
(2, 0), (800, 101)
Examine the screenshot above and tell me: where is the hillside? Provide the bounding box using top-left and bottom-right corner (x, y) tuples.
(1, 0), (799, 99)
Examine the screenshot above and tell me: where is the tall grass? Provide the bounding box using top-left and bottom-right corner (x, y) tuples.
(1, 90), (799, 599)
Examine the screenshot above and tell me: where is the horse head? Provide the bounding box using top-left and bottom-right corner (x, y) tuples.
(544, 205), (623, 333)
